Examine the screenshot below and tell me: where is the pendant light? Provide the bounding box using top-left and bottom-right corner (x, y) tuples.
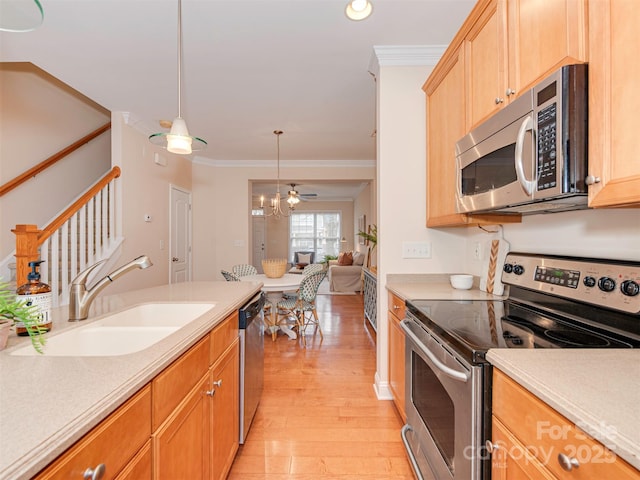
(149, 0), (206, 154)
(260, 131), (294, 218)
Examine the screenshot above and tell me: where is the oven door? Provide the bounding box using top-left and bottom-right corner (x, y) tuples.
(400, 316), (487, 480)
(456, 97), (536, 214)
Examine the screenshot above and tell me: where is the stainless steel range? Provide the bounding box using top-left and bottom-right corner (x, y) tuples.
(400, 253), (640, 480)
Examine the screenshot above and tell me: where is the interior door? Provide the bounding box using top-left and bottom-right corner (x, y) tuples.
(252, 216), (266, 273)
(170, 185), (192, 283)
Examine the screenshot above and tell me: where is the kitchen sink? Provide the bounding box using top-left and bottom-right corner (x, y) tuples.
(11, 302), (216, 356)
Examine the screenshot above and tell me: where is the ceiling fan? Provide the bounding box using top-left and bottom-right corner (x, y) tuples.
(287, 183), (317, 203)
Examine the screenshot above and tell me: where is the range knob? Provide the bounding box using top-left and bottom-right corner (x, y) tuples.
(621, 280), (640, 297)
(513, 265), (525, 276)
(598, 277), (616, 292)
(583, 276), (597, 288)
(503, 264), (513, 274)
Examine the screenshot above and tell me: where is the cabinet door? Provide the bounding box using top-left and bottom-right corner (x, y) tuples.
(588, 0), (640, 207)
(507, 0), (587, 94)
(153, 374), (211, 480)
(115, 440), (151, 480)
(210, 339), (240, 480)
(491, 417), (556, 480)
(425, 47), (468, 227)
(465, 0), (508, 128)
(388, 311), (405, 421)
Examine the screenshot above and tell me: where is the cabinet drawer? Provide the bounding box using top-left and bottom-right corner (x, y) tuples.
(493, 369), (639, 479)
(152, 336), (210, 429)
(36, 385), (151, 480)
(114, 440), (151, 480)
(210, 311), (238, 366)
(388, 292), (405, 319)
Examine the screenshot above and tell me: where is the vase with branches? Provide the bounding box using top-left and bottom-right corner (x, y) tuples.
(357, 224), (377, 252)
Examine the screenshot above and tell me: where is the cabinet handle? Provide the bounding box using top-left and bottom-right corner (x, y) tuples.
(558, 453), (580, 471)
(83, 464), (106, 480)
(495, 97), (504, 104)
(205, 389), (216, 397)
(393, 305), (400, 310)
(213, 379), (223, 387)
(485, 440), (500, 454)
(585, 175), (601, 185)
(506, 88), (516, 96)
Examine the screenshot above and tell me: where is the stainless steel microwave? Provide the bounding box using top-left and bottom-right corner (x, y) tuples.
(455, 64), (588, 215)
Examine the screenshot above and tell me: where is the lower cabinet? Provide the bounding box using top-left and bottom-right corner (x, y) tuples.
(35, 311), (241, 480)
(387, 292), (406, 421)
(490, 369), (639, 480)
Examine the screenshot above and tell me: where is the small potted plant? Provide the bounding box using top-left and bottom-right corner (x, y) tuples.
(0, 281), (47, 353)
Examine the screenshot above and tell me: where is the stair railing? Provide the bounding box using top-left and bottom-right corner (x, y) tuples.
(13, 166), (122, 306)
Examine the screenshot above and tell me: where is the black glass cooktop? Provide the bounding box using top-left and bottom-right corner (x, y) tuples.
(406, 298), (638, 364)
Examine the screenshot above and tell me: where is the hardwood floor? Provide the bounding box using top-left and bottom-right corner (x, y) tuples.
(228, 294), (414, 479)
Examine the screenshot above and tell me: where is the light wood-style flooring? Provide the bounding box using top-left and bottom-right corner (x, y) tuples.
(228, 293), (414, 479)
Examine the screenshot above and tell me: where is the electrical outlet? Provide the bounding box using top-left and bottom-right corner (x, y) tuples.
(402, 241), (432, 259)
(473, 242), (483, 260)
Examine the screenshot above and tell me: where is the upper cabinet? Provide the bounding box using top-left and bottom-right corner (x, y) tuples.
(587, 0), (640, 208)
(465, 0), (588, 130)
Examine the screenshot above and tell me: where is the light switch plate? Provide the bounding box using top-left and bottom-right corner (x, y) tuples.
(402, 241), (431, 259)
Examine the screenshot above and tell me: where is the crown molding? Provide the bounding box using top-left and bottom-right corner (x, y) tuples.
(192, 158), (376, 168)
(368, 45), (447, 76)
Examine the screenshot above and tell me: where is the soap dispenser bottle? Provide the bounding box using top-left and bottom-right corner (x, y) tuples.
(16, 260), (52, 335)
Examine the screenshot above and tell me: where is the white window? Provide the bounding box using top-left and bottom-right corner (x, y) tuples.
(290, 212), (341, 262)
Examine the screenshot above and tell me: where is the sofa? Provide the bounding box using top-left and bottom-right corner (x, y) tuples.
(328, 251), (367, 292)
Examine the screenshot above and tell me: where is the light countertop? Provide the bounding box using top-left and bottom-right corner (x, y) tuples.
(386, 273), (505, 302)
(487, 349), (640, 470)
(0, 281), (262, 480)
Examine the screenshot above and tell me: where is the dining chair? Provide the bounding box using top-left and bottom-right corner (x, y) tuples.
(221, 270), (240, 281)
(282, 262), (325, 300)
(276, 270), (326, 346)
(233, 264), (258, 277)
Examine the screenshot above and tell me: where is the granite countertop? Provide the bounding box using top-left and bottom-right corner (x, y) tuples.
(487, 349), (640, 470)
(0, 281), (262, 480)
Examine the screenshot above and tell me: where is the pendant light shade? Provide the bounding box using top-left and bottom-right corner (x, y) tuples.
(149, 0), (206, 154)
(0, 0), (43, 32)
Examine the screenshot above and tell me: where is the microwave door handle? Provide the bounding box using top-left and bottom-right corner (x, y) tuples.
(514, 115), (537, 196)
(401, 320), (470, 382)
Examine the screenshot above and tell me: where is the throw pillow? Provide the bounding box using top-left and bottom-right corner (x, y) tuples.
(352, 252), (365, 266)
(298, 253), (312, 264)
(338, 252), (353, 266)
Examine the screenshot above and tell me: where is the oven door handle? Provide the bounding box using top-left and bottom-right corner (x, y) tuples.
(514, 114), (537, 196)
(401, 424), (424, 480)
(401, 320), (470, 383)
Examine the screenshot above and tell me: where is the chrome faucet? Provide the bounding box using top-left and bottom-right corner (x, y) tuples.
(69, 255), (153, 321)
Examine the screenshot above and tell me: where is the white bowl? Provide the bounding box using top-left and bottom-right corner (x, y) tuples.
(450, 274), (473, 290)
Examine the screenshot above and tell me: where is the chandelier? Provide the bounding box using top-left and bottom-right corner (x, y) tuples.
(260, 130), (297, 218)
(149, 0), (206, 155)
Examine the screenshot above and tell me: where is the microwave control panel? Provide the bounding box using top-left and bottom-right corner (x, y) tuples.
(536, 103), (557, 191)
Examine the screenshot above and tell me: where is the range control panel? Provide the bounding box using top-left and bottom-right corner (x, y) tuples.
(502, 253), (640, 314)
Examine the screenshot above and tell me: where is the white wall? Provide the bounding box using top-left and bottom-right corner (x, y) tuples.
(191, 161), (375, 281)
(0, 63), (110, 260)
(104, 112), (193, 295)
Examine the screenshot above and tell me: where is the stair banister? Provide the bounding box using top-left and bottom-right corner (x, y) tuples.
(13, 166), (121, 288)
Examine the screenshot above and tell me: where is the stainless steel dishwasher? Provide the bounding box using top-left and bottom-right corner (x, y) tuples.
(238, 292), (266, 444)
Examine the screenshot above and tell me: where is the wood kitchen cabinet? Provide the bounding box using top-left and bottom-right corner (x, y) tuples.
(490, 369), (640, 480)
(387, 292), (406, 421)
(35, 385), (152, 480)
(465, 0), (588, 130)
(424, 46), (516, 227)
(587, 0), (640, 208)
(209, 311), (240, 480)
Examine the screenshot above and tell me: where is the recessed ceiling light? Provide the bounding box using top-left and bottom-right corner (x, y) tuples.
(345, 0), (373, 21)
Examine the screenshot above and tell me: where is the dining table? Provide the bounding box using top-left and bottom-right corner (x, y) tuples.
(240, 273), (303, 340)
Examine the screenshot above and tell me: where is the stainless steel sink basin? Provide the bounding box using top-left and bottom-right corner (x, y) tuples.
(11, 302), (216, 356)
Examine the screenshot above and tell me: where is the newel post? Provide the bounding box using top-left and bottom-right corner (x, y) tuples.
(12, 224), (41, 287)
